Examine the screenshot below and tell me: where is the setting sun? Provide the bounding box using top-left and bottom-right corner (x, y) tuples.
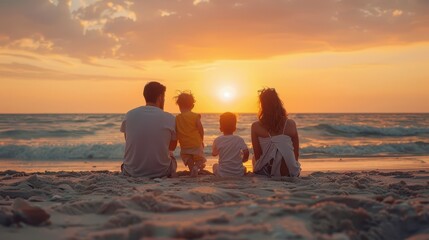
(218, 87), (236, 102)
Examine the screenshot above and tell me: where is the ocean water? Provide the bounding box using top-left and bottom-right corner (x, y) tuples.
(0, 113), (428, 162)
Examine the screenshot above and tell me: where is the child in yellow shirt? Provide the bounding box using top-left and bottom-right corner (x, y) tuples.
(175, 91), (206, 177)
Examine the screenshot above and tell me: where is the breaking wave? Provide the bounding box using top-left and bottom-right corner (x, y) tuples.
(302, 124), (429, 137)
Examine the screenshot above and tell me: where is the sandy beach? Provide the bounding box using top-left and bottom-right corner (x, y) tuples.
(1, 157), (429, 240)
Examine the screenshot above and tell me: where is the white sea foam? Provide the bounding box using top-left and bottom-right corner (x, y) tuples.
(1, 141), (429, 160)
(302, 124), (429, 137)
(0, 113), (428, 160)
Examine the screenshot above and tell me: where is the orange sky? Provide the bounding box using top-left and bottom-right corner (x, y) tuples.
(1, 0), (428, 113)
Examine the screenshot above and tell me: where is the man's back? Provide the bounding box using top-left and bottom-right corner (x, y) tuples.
(121, 106), (176, 177)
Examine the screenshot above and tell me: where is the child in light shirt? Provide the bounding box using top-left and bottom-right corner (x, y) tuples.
(212, 112), (249, 177)
(175, 91), (206, 177)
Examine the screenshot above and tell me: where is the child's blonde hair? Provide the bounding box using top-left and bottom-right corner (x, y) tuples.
(174, 91), (195, 109)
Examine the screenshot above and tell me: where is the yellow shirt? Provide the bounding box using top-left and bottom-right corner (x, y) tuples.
(176, 111), (203, 148)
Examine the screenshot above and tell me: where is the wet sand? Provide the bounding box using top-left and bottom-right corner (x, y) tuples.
(1, 156), (428, 174)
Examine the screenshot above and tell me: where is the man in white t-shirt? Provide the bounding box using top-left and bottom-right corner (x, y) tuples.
(120, 82), (177, 178)
(212, 112), (249, 177)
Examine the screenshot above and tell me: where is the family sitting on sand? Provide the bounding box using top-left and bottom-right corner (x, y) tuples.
(120, 81), (301, 178)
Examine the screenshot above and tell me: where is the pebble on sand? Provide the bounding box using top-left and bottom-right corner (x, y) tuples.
(12, 198), (50, 226)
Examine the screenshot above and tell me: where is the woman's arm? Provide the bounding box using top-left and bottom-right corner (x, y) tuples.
(290, 120), (300, 161)
(251, 122), (262, 161)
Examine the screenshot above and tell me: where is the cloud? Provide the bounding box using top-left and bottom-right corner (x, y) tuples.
(0, 0), (119, 59)
(193, 0), (210, 6)
(0, 53), (40, 61)
(0, 0), (428, 61)
(0, 62), (160, 81)
(392, 9), (403, 17)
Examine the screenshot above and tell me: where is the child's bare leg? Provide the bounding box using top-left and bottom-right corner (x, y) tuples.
(187, 160), (195, 172)
(190, 166), (199, 177)
(197, 160), (205, 171)
(181, 154), (190, 168)
(199, 157), (207, 171)
(186, 159), (197, 177)
(243, 166), (247, 176)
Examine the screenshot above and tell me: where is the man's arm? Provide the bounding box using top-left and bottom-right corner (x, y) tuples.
(120, 120), (126, 140)
(170, 115), (178, 151)
(169, 140), (177, 151)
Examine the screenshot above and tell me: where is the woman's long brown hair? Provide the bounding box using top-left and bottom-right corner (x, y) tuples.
(258, 88), (287, 134)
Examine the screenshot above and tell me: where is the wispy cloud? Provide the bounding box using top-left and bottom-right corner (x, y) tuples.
(0, 53), (40, 61)
(0, 62), (160, 81)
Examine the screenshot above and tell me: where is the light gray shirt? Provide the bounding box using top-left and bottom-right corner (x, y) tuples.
(212, 135), (248, 177)
(120, 106), (176, 178)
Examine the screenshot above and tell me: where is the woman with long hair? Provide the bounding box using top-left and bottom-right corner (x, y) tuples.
(251, 88), (301, 177)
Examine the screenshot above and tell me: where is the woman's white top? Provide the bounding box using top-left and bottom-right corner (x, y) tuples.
(253, 120), (301, 177)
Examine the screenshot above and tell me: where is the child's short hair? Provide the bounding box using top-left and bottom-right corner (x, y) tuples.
(174, 91), (195, 109)
(220, 112), (237, 133)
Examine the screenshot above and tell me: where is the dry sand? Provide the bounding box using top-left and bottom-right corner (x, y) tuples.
(0, 167), (429, 240)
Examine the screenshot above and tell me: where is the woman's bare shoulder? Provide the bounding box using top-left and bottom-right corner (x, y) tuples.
(285, 118), (298, 136)
(251, 121), (264, 130)
(251, 121), (270, 137)
(286, 118), (297, 127)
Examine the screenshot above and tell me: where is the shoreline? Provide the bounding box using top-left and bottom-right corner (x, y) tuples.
(1, 156), (428, 175)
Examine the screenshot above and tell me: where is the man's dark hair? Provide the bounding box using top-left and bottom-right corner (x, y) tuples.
(220, 112), (237, 133)
(143, 82), (166, 103)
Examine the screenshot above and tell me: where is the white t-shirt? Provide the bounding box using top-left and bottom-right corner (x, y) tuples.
(120, 106), (176, 178)
(212, 135), (248, 177)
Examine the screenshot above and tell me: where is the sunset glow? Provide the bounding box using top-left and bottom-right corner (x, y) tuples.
(218, 86), (236, 102)
(0, 0), (428, 113)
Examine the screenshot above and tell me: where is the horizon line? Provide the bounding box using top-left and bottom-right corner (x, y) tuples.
(1, 112), (429, 114)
